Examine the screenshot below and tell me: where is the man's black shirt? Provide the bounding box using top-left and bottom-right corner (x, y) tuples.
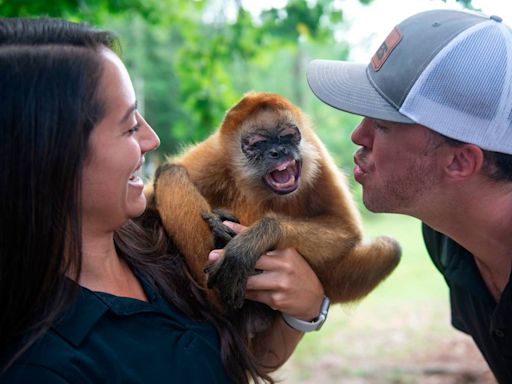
(423, 223), (512, 383)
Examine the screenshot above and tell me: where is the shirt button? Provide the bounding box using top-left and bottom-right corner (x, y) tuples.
(494, 329), (505, 338)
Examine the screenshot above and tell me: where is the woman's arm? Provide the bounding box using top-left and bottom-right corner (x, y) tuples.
(209, 222), (325, 369)
(246, 247), (325, 369)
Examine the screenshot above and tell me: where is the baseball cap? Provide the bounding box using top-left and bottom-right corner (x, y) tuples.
(307, 9), (512, 155)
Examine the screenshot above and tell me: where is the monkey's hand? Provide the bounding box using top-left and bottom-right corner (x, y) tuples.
(205, 217), (281, 310)
(201, 209), (240, 249)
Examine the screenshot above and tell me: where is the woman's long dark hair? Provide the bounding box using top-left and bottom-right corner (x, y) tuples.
(0, 16), (112, 368)
(123, 210), (275, 384)
(0, 17), (273, 383)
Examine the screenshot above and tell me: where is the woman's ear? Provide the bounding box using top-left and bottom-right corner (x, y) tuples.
(445, 144), (484, 179)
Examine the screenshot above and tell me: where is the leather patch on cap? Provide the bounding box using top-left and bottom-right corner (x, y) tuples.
(371, 26), (403, 71)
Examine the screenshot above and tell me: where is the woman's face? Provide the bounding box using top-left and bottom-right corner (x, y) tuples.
(81, 49), (160, 233)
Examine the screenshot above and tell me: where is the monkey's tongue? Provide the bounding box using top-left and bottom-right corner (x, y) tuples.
(265, 160), (300, 194)
(272, 168), (294, 184)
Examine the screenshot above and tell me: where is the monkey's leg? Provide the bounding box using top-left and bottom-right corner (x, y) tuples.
(272, 216), (401, 305)
(319, 236), (401, 303)
(154, 163), (216, 290)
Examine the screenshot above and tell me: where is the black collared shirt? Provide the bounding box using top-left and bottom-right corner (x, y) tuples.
(0, 276), (234, 383)
(423, 223), (512, 384)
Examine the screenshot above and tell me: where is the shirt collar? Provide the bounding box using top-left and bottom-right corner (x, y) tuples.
(51, 273), (161, 347)
(436, 231), (506, 303)
(51, 286), (109, 347)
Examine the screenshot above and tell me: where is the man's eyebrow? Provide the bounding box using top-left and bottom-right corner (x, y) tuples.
(119, 101), (138, 124)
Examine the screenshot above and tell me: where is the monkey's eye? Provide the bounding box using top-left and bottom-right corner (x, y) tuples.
(279, 125), (301, 143)
(244, 134), (267, 147)
(242, 134), (268, 157)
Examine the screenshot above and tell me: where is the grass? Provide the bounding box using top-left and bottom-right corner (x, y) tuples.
(273, 213), (494, 383)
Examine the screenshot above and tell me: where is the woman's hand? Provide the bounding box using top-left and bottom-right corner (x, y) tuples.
(208, 221), (325, 321)
(246, 248), (324, 320)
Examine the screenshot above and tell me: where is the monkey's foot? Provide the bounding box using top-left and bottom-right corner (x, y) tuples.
(205, 255), (248, 310)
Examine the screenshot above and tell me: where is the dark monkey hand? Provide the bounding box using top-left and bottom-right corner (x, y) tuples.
(206, 218), (281, 310)
(202, 209), (240, 249)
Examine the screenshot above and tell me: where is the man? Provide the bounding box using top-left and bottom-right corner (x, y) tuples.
(307, 9), (512, 383)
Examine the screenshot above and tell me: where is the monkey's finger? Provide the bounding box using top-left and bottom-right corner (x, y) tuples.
(214, 225), (237, 239)
(212, 208), (240, 224)
(201, 212), (238, 238)
(201, 211), (220, 227)
(212, 229), (234, 249)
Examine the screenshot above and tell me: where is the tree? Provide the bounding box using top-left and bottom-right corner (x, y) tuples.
(2, 0), (476, 155)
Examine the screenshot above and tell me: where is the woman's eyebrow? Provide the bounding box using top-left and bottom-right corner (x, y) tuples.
(119, 101), (138, 124)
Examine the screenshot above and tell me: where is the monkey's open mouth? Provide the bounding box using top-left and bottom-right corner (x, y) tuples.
(264, 159), (301, 195)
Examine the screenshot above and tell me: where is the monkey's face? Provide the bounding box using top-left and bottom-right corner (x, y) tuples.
(241, 122), (302, 195)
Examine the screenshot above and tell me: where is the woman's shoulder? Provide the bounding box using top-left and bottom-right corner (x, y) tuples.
(2, 283), (233, 384)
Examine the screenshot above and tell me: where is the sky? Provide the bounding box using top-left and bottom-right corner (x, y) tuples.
(241, 0), (512, 61)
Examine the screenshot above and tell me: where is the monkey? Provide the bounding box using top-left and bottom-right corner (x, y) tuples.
(145, 91), (401, 317)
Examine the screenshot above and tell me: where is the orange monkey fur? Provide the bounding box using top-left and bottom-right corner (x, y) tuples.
(147, 92), (401, 311)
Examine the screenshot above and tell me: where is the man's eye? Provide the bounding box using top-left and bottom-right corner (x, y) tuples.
(375, 123), (389, 132)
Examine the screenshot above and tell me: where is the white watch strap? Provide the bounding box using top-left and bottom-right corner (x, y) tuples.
(281, 296), (330, 332)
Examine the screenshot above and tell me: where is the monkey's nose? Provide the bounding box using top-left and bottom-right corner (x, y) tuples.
(268, 149), (280, 158)
(268, 146), (288, 159)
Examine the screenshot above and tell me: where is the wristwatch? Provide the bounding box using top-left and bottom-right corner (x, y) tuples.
(281, 296), (331, 332)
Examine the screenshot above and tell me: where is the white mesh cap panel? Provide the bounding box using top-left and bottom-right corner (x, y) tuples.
(400, 20), (512, 154)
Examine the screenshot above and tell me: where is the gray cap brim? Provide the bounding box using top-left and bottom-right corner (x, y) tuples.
(307, 59), (414, 124)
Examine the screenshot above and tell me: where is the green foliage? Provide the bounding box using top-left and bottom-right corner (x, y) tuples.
(1, 0), (474, 157)
(260, 0), (339, 42)
(0, 0), (166, 23)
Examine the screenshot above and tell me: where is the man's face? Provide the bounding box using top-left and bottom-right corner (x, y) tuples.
(350, 117), (444, 216)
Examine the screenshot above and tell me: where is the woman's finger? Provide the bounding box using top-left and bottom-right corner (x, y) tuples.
(222, 221), (246, 234)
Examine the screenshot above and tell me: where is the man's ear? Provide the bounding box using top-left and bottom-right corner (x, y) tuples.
(445, 144), (484, 179)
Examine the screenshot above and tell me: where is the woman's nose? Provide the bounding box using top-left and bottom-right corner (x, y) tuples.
(138, 114), (160, 153)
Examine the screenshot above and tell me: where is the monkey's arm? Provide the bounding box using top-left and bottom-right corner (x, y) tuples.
(207, 214), (400, 309)
(153, 163), (216, 289)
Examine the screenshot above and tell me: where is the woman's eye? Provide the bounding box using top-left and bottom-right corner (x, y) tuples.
(127, 124), (140, 135)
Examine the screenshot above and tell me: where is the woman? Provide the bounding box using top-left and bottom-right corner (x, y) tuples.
(0, 17), (325, 383)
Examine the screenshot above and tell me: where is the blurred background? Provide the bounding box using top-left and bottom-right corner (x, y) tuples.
(3, 0), (509, 382)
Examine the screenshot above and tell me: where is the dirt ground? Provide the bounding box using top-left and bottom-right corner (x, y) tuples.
(274, 303), (497, 384)
(278, 334), (495, 383)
